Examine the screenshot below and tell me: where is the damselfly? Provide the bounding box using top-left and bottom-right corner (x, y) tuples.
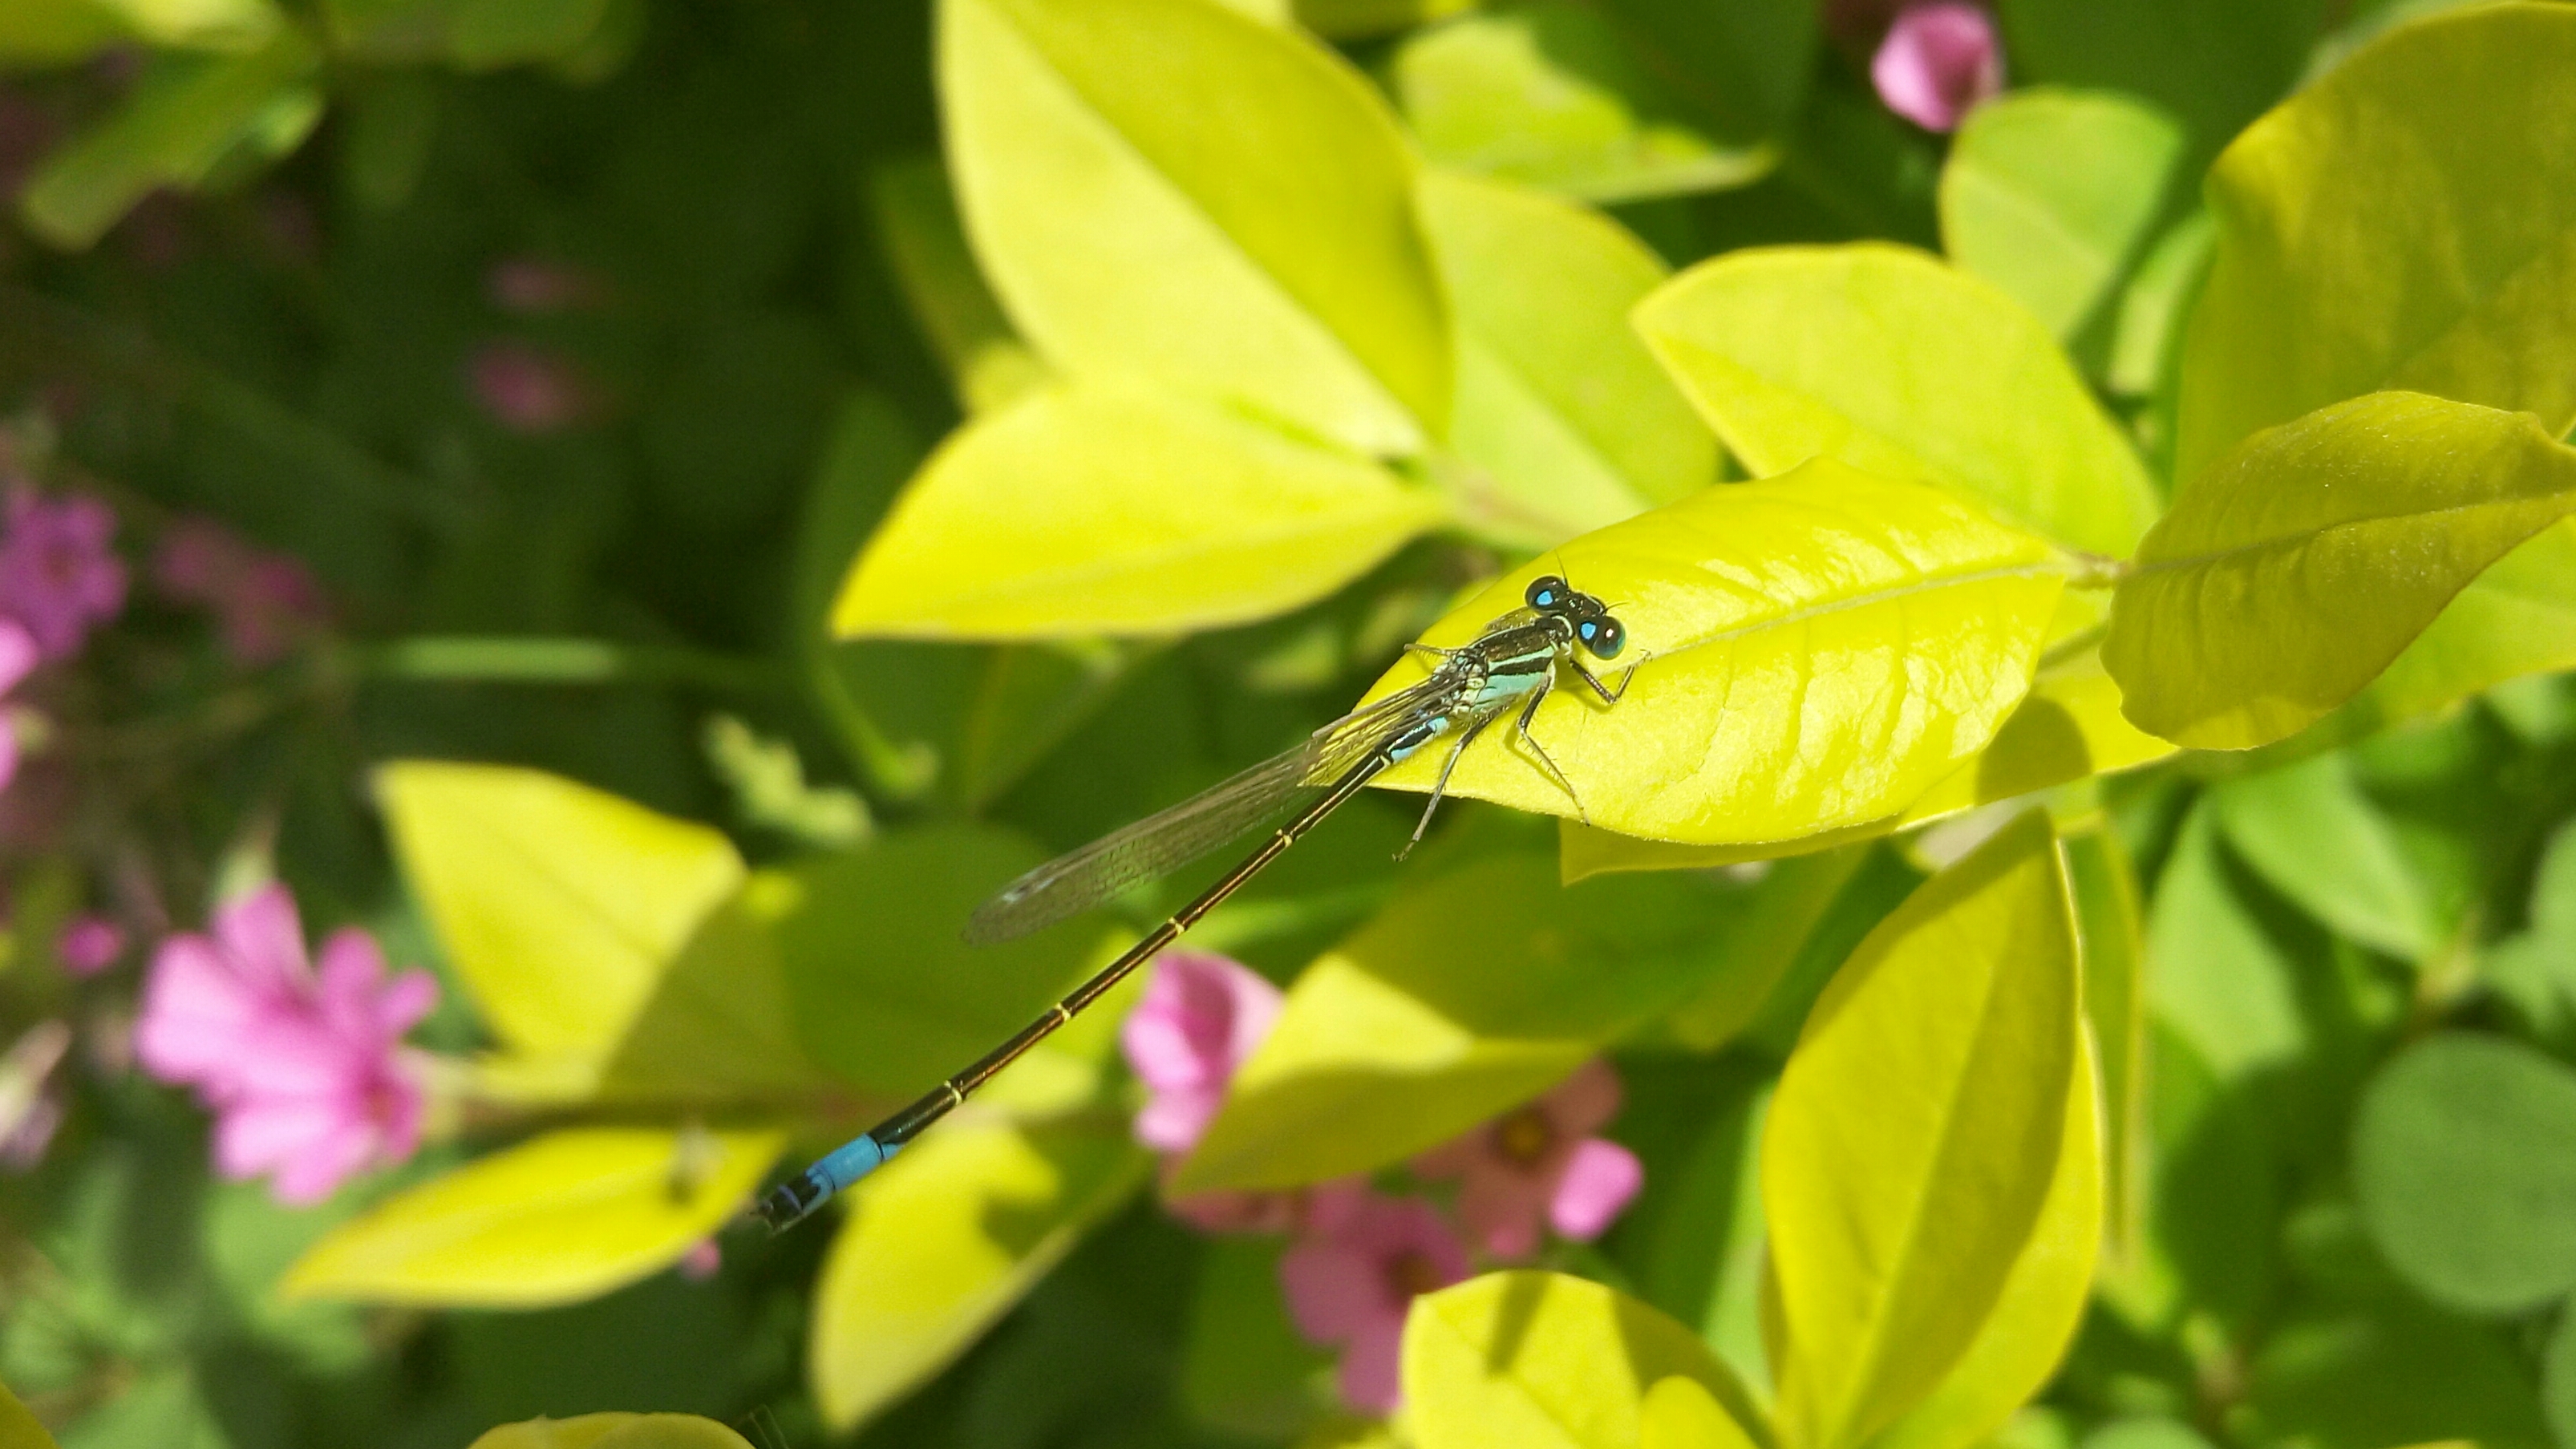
(752, 575), (1638, 1232)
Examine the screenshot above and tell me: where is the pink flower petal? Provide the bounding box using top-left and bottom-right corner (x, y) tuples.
(375, 970), (439, 1038)
(1133, 1086), (1221, 1155)
(213, 884), (310, 996)
(0, 618), (36, 695)
(55, 915), (124, 977)
(1549, 1138), (1644, 1241)
(1280, 1238), (1387, 1344)
(1873, 1), (2005, 132)
(1336, 1318), (1407, 1415)
(1456, 1167), (1551, 1261)
(136, 936), (277, 1089)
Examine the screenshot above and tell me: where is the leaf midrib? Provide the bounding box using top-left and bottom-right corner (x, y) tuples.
(2128, 489), (2576, 581)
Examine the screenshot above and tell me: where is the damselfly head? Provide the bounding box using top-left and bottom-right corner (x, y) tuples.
(1526, 575), (1626, 658)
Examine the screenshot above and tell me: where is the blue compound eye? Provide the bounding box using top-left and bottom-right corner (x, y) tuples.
(1589, 618), (1626, 659)
(1525, 575), (1567, 610)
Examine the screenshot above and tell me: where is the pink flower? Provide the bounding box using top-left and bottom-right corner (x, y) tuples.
(152, 517), (327, 664)
(136, 884), (438, 1204)
(468, 342), (595, 434)
(0, 619), (37, 792)
(1412, 1059), (1644, 1261)
(678, 1239), (722, 1281)
(1280, 1191), (1472, 1414)
(56, 914), (124, 977)
(1120, 952), (1282, 1156)
(0, 492), (127, 660)
(1872, 2), (2006, 132)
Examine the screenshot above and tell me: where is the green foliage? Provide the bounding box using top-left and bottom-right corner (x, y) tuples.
(10, 0), (2576, 1444)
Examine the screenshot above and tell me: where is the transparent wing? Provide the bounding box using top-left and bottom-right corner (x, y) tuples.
(962, 678), (1449, 945)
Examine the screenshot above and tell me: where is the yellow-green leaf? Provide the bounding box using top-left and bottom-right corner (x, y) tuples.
(1403, 1272), (1769, 1449)
(597, 872), (836, 1105)
(2104, 391), (2576, 749)
(2359, 520), (2576, 727)
(941, 0), (1447, 455)
(0, 1), (131, 65)
(1939, 89), (2185, 342)
(832, 382), (1443, 641)
(468, 1414), (754, 1449)
(866, 156), (1047, 415)
(1642, 1375), (1764, 1449)
(18, 29), (318, 251)
(1864, 1032), (2101, 1449)
(1764, 812), (2082, 1449)
(281, 1128), (780, 1307)
(1420, 168), (1715, 549)
(2174, 2), (2576, 486)
(1634, 244), (2161, 557)
(2066, 822), (2148, 1270)
(2, 1374), (59, 1449)
(1357, 457), (2066, 845)
(1174, 852), (1748, 1192)
(808, 1118), (1149, 1430)
(1391, 4), (1773, 205)
(375, 762), (744, 1062)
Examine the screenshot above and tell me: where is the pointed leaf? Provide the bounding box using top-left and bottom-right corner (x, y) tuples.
(2175, 2), (2576, 485)
(1420, 168), (1715, 548)
(1634, 244), (2160, 557)
(808, 1118), (1149, 1429)
(1391, 5), (1772, 204)
(281, 1129), (781, 1307)
(2211, 752), (2437, 959)
(1764, 812), (2082, 1449)
(1939, 89), (2186, 341)
(941, 0), (1447, 454)
(1357, 456), (2065, 845)
(2066, 823), (2149, 1269)
(2359, 520), (2576, 727)
(1403, 1271), (1770, 1449)
(1864, 1033), (2100, 1449)
(376, 763), (744, 1062)
(832, 382), (1443, 641)
(597, 872), (836, 1105)
(2104, 391), (2576, 749)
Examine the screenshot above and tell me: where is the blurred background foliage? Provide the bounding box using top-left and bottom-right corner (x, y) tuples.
(0, 0), (2573, 1447)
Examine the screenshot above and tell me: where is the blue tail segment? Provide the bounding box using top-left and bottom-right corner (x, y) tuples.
(752, 1132), (898, 1232)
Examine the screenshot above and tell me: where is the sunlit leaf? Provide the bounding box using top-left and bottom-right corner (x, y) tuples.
(941, 0), (1448, 455)
(18, 30), (318, 250)
(1392, 5), (1772, 204)
(2359, 520), (2576, 728)
(2353, 1034), (2576, 1315)
(832, 382), (1443, 641)
(1634, 244), (2161, 557)
(93, 0), (278, 50)
(2065, 823), (2149, 1269)
(2174, 2), (2576, 485)
(1764, 812), (2082, 1449)
(1, 1374), (59, 1449)
(375, 762), (744, 1062)
(1174, 852), (1752, 1192)
(2104, 391), (2576, 749)
(1939, 89), (2185, 342)
(1642, 1375), (1763, 1449)
(597, 873), (838, 1106)
(1358, 457), (2064, 846)
(866, 156), (1046, 416)
(2210, 752), (2437, 959)
(1865, 1033), (2100, 1449)
(281, 1129), (781, 1308)
(1419, 168), (1714, 547)
(468, 1414), (755, 1449)
(807, 1118), (1149, 1429)
(1403, 1272), (1768, 1449)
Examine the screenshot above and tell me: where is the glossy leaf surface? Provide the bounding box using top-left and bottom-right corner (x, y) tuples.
(1939, 89), (2185, 342)
(2175, 3), (2576, 484)
(1420, 168), (1713, 547)
(1360, 457), (2066, 845)
(376, 762), (744, 1062)
(1764, 813), (2081, 1449)
(2104, 391), (2576, 748)
(832, 382), (1442, 641)
(1634, 243), (2160, 557)
(468, 1414), (754, 1449)
(1403, 1271), (1766, 1449)
(941, 0), (1446, 454)
(282, 1129), (781, 1307)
